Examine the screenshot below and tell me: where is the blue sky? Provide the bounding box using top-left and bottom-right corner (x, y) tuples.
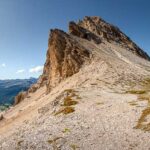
(0, 0), (150, 79)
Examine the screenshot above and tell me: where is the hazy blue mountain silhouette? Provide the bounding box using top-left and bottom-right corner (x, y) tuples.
(0, 78), (37, 105)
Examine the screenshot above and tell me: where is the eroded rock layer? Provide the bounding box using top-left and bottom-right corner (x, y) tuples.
(73, 16), (150, 60)
(44, 29), (90, 92)
(14, 16), (150, 104)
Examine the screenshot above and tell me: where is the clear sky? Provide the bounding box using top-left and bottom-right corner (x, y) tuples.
(0, 0), (150, 79)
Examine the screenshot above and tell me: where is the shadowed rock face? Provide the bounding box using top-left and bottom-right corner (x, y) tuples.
(69, 21), (101, 44)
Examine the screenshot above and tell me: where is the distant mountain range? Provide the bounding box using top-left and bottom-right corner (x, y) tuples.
(0, 78), (37, 105)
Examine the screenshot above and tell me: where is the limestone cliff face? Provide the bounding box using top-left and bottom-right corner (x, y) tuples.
(69, 21), (101, 44)
(44, 29), (90, 92)
(72, 16), (150, 60)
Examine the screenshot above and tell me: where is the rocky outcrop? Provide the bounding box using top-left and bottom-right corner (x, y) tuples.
(14, 92), (27, 105)
(44, 29), (90, 92)
(0, 114), (4, 121)
(69, 21), (101, 44)
(27, 75), (47, 93)
(74, 16), (150, 60)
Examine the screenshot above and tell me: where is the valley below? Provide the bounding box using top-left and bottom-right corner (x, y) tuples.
(0, 78), (37, 111)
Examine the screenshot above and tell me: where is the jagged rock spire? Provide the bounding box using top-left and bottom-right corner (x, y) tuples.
(43, 29), (90, 92)
(70, 16), (150, 60)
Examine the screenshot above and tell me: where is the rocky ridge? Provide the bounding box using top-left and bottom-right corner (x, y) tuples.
(75, 16), (150, 60)
(1, 16), (150, 150)
(14, 16), (150, 104)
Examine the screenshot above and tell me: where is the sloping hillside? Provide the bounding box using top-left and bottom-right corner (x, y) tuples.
(0, 16), (150, 150)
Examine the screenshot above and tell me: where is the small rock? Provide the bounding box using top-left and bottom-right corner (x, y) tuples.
(0, 114), (4, 121)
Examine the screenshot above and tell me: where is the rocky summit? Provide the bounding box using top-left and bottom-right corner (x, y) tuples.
(1, 16), (150, 150)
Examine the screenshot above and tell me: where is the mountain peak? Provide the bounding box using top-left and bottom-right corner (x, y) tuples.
(72, 16), (150, 60)
(14, 16), (150, 103)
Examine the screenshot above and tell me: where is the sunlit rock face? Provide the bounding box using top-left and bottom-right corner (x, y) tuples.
(74, 16), (150, 60)
(44, 29), (90, 92)
(14, 16), (150, 104)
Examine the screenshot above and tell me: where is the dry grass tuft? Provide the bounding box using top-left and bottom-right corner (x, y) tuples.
(55, 107), (75, 115)
(64, 89), (75, 93)
(62, 128), (70, 133)
(138, 94), (150, 102)
(54, 89), (81, 116)
(128, 101), (138, 106)
(135, 107), (150, 131)
(70, 144), (79, 150)
(63, 96), (78, 106)
(132, 78), (150, 131)
(96, 102), (104, 105)
(126, 90), (146, 94)
(47, 137), (62, 144)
